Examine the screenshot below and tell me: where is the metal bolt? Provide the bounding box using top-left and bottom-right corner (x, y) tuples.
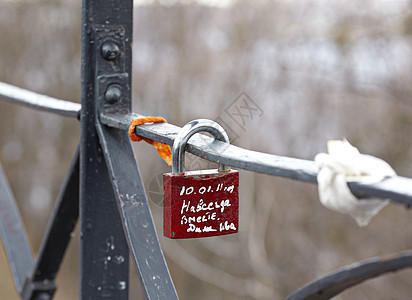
(101, 41), (120, 61)
(105, 85), (122, 104)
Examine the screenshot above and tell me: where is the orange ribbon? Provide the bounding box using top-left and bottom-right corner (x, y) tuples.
(128, 116), (172, 166)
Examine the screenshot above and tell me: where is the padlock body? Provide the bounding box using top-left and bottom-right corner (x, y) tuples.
(163, 169), (239, 239)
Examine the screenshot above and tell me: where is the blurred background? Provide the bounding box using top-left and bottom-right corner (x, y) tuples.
(1, 0), (412, 299)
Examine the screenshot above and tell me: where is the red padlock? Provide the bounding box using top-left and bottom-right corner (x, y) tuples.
(163, 119), (239, 239)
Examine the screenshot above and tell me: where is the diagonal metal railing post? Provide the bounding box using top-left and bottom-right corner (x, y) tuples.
(20, 147), (80, 300)
(0, 162), (34, 295)
(80, 0), (133, 298)
(96, 124), (179, 300)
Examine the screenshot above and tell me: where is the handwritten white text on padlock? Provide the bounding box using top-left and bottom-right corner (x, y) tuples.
(179, 184), (235, 196)
(187, 222), (237, 233)
(180, 199), (232, 215)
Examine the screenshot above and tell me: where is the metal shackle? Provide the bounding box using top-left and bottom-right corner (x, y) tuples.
(172, 119), (230, 174)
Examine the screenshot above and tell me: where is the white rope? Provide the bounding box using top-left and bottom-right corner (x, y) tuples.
(315, 139), (396, 226)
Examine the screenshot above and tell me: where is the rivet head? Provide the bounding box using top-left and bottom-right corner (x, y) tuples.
(101, 41), (120, 61)
(105, 85), (122, 104)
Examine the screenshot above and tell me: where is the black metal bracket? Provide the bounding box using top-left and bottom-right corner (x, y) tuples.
(93, 25), (126, 73)
(98, 73), (130, 115)
(93, 25), (130, 116)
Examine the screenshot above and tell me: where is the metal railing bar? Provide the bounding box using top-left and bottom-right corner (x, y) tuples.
(101, 112), (318, 182)
(96, 123), (179, 300)
(285, 250), (412, 300)
(0, 82), (81, 118)
(20, 147), (80, 300)
(0, 161), (34, 294)
(348, 178), (412, 208)
(101, 112), (412, 207)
